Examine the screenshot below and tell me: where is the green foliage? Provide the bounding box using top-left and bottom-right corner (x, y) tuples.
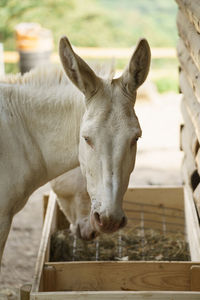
(151, 57), (179, 93)
(154, 76), (178, 93)
(97, 0), (178, 47)
(2, 0), (179, 92)
(1, 0), (178, 50)
(0, 0), (41, 48)
(5, 62), (19, 74)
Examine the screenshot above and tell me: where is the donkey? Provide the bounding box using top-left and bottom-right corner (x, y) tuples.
(0, 36), (150, 264)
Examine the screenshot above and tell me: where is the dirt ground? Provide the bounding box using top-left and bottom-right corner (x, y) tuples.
(0, 91), (183, 299)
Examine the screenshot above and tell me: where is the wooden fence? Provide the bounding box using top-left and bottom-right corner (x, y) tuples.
(176, 0), (200, 220)
(4, 47), (176, 64)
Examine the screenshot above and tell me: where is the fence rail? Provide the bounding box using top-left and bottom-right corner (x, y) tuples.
(4, 47), (176, 64)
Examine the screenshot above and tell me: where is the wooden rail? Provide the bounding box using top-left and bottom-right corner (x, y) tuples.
(3, 47), (176, 64)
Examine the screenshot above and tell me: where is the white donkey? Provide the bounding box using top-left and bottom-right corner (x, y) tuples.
(0, 36), (150, 264)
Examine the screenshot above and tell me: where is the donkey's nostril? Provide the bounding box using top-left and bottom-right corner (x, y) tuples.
(76, 224), (81, 239)
(119, 216), (127, 229)
(91, 231), (97, 239)
(94, 212), (102, 225)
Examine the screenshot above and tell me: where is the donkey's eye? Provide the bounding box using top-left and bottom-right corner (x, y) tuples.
(83, 136), (93, 147)
(130, 137), (139, 147)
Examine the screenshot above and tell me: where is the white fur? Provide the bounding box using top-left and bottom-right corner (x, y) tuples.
(0, 36), (150, 263)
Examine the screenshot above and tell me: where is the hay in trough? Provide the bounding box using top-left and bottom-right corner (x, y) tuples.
(50, 226), (190, 262)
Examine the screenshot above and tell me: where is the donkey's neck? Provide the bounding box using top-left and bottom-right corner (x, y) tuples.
(2, 82), (85, 185)
(25, 85), (85, 181)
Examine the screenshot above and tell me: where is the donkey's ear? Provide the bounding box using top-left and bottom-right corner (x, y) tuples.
(121, 39), (151, 95)
(59, 36), (100, 98)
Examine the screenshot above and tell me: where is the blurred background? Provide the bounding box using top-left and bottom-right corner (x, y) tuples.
(1, 0), (178, 93)
(0, 1), (184, 298)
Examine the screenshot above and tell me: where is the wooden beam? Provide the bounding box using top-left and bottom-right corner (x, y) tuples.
(177, 39), (200, 104)
(180, 82), (200, 179)
(180, 101), (200, 188)
(32, 191), (57, 293)
(180, 125), (196, 180)
(180, 100), (199, 156)
(124, 187), (185, 233)
(177, 9), (200, 71)
(30, 291), (200, 300)
(182, 162), (200, 261)
(179, 70), (200, 144)
(124, 187), (184, 210)
(44, 261), (200, 292)
(175, 0), (200, 34)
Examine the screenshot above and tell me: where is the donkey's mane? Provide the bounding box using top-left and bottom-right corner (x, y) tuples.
(0, 61), (115, 88)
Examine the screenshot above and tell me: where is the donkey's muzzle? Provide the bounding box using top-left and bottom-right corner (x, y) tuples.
(92, 211), (127, 233)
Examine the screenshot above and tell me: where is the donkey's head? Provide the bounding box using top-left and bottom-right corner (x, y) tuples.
(59, 36), (150, 234)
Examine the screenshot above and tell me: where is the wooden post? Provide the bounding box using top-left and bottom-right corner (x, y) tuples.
(191, 266), (200, 291)
(20, 284), (32, 300)
(43, 265), (56, 292)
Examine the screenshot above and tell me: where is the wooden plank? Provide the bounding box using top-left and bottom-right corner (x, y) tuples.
(30, 291), (200, 300)
(124, 187), (184, 230)
(175, 0), (200, 34)
(180, 120), (196, 178)
(124, 187), (184, 211)
(179, 103), (200, 192)
(124, 187), (185, 232)
(44, 196), (59, 267)
(182, 162), (200, 261)
(180, 99), (199, 156)
(191, 265), (200, 291)
(180, 120), (200, 191)
(181, 100), (200, 188)
(43, 261), (200, 292)
(177, 9), (200, 71)
(179, 71), (200, 145)
(31, 191), (57, 293)
(177, 39), (200, 106)
(125, 203), (184, 232)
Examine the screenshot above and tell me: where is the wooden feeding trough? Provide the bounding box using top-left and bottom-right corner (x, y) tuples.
(25, 186), (200, 300)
